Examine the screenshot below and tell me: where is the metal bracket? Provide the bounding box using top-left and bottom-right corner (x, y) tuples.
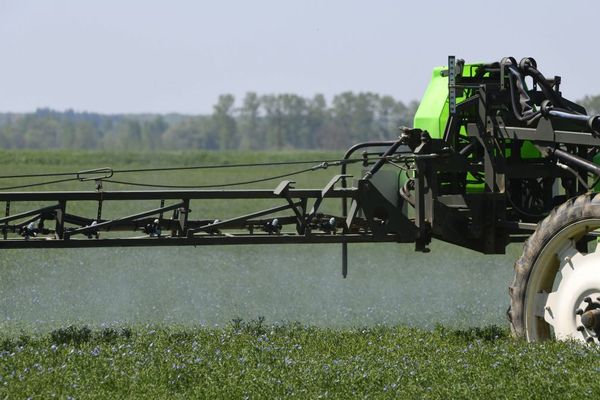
(77, 168), (113, 182)
(448, 55), (457, 115)
(66, 201), (185, 238)
(273, 180), (306, 232)
(188, 202), (302, 235)
(308, 174), (352, 218)
(273, 180), (295, 196)
(3, 201), (9, 240)
(321, 174), (351, 198)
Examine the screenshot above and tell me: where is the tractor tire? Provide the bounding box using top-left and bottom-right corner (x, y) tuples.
(509, 193), (600, 343)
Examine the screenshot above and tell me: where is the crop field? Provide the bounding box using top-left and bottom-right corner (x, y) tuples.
(1, 150), (600, 398)
(2, 323), (600, 399)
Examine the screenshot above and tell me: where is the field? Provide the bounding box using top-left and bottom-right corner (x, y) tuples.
(1, 150), (600, 398)
(2, 323), (600, 399)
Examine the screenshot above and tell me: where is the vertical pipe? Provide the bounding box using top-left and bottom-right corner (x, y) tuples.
(3, 201), (9, 240)
(339, 140), (398, 278)
(342, 242), (348, 278)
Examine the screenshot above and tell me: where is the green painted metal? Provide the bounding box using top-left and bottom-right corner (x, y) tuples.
(412, 62), (542, 193)
(413, 63), (484, 191)
(413, 63), (482, 138)
(413, 66), (448, 138)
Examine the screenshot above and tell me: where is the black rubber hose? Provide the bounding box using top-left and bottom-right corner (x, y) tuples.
(507, 66), (542, 123)
(524, 66), (569, 110)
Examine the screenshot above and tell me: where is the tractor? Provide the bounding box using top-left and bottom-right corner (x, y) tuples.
(2, 56), (600, 343)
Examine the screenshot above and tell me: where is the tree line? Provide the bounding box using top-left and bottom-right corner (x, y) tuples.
(1, 93), (599, 151)
(0, 92), (418, 151)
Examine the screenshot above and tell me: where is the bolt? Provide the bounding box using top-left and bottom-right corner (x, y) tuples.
(577, 326), (586, 332)
(585, 297), (592, 303)
(587, 337), (595, 344)
(576, 309), (584, 315)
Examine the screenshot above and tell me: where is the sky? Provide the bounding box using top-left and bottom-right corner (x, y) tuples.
(0, 0), (597, 114)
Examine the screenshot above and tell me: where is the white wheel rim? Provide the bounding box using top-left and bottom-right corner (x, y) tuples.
(525, 219), (600, 342)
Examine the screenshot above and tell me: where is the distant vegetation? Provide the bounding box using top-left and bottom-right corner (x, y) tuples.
(2, 93), (598, 151)
(2, 322), (600, 398)
(0, 92), (418, 151)
(580, 94), (600, 115)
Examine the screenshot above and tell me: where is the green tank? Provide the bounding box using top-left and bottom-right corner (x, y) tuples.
(412, 62), (540, 192)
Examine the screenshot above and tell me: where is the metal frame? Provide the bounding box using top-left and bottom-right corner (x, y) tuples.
(0, 179), (404, 250)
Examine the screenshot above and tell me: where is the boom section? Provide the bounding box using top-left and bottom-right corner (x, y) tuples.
(0, 183), (408, 249)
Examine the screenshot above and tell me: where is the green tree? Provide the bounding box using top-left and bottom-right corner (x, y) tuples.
(353, 92), (378, 142)
(21, 115), (61, 149)
(261, 95), (284, 149)
(141, 116), (168, 150)
(376, 95), (398, 140)
(212, 94), (237, 150)
(162, 116), (217, 150)
(306, 94), (327, 149)
(280, 94), (307, 148)
(116, 119), (142, 149)
(581, 95), (600, 115)
(238, 92), (261, 150)
(72, 121), (98, 149)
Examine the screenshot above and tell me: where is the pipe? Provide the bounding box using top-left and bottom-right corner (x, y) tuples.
(547, 109), (589, 123)
(339, 140), (398, 278)
(362, 138), (405, 180)
(551, 148), (600, 177)
(547, 109), (600, 133)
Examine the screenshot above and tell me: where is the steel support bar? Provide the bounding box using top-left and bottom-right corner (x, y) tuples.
(188, 202), (302, 234)
(471, 123), (600, 146)
(309, 174), (351, 217)
(66, 202), (185, 237)
(3, 201), (8, 240)
(0, 188), (357, 202)
(551, 148), (600, 176)
(0, 234), (400, 249)
(0, 204), (61, 225)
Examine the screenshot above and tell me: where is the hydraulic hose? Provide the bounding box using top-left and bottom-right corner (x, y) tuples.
(506, 65), (542, 123)
(523, 65), (568, 110)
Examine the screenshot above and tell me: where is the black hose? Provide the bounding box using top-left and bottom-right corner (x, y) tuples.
(506, 66), (542, 123)
(524, 66), (568, 110)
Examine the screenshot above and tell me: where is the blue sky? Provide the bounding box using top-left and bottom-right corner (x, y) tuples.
(0, 0), (596, 114)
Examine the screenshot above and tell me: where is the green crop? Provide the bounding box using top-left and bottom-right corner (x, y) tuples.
(1, 323), (600, 399)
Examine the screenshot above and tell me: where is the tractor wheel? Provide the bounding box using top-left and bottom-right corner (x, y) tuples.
(509, 193), (600, 343)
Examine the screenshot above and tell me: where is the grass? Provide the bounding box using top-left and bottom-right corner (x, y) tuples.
(1, 322), (600, 399)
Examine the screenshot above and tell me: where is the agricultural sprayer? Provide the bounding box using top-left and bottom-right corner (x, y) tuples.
(2, 56), (600, 343)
